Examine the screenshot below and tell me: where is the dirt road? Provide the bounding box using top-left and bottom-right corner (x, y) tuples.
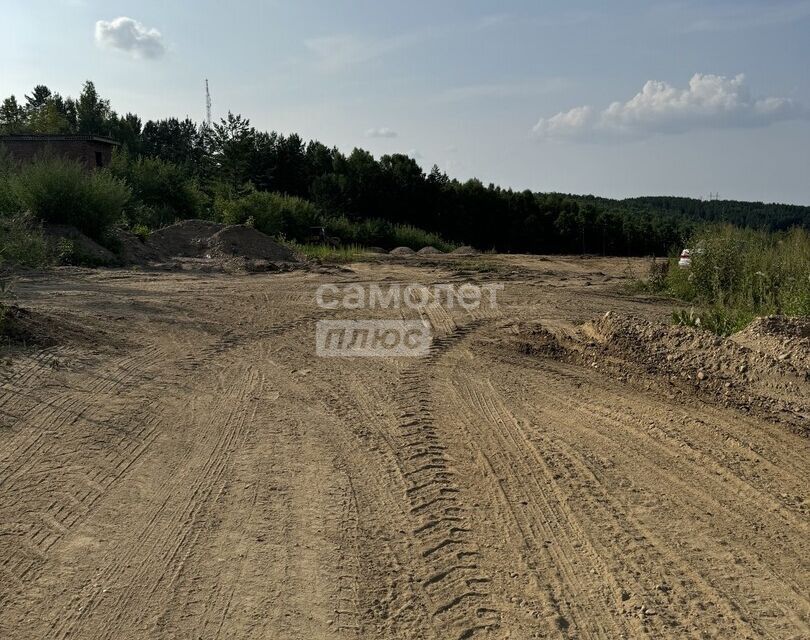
(1, 255), (807, 639)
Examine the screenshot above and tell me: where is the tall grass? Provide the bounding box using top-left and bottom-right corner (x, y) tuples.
(285, 242), (369, 262)
(662, 225), (809, 334)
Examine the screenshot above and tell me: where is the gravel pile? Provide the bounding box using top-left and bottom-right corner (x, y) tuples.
(145, 220), (224, 258)
(416, 246), (442, 255)
(206, 225), (298, 262)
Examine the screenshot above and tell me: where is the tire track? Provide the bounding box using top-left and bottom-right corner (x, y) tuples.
(46, 365), (262, 639)
(394, 321), (501, 640)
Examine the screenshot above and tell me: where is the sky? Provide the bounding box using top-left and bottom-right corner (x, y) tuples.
(3, 0), (810, 204)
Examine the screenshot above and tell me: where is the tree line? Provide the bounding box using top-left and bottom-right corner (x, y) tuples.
(2, 81), (808, 255)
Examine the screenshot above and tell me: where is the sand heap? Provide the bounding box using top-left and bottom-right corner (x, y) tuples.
(114, 228), (161, 264)
(452, 245), (478, 255)
(389, 246), (415, 256)
(144, 220), (224, 259)
(206, 225), (298, 261)
(113, 220), (300, 271)
(416, 246), (442, 255)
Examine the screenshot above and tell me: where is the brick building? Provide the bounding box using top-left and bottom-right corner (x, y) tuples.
(0, 134), (119, 169)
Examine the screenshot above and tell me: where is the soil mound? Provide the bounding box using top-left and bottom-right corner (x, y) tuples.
(732, 316), (810, 371)
(417, 246), (442, 255)
(390, 246), (415, 256)
(145, 220), (224, 259)
(206, 225), (298, 262)
(114, 228), (161, 265)
(452, 245), (478, 255)
(43, 225), (117, 265)
(116, 221), (299, 271)
(744, 315), (810, 339)
(511, 312), (810, 431)
(2, 305), (91, 347)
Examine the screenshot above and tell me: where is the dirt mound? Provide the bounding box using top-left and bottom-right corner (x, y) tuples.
(43, 225), (117, 266)
(129, 221), (299, 271)
(452, 245), (478, 255)
(511, 312), (810, 431)
(416, 246), (442, 255)
(145, 220), (224, 259)
(389, 246), (415, 256)
(114, 228), (161, 265)
(732, 316), (810, 371)
(752, 315), (810, 338)
(1, 305), (92, 347)
(206, 225), (298, 262)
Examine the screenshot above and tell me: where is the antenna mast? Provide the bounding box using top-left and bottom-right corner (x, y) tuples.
(205, 79), (212, 127)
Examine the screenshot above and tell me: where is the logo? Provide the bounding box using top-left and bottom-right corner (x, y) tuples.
(316, 320), (432, 357)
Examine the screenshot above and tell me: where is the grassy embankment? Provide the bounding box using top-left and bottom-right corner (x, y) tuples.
(642, 225), (809, 335)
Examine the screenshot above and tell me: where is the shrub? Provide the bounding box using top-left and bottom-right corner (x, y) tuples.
(672, 307), (754, 336)
(215, 191), (320, 239)
(667, 225), (810, 316)
(216, 191), (284, 235)
(0, 147), (22, 217)
(324, 216), (392, 246)
(0, 177), (21, 217)
(0, 213), (49, 268)
(391, 223), (455, 252)
(11, 156), (130, 240)
(323, 216), (456, 251)
(112, 153), (208, 228)
(660, 225), (810, 333)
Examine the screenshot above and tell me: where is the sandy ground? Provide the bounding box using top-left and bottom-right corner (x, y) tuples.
(0, 255), (807, 639)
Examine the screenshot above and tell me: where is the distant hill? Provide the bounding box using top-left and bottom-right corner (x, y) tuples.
(564, 195), (809, 232)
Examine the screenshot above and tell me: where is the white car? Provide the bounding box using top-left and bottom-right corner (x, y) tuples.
(678, 249), (691, 269)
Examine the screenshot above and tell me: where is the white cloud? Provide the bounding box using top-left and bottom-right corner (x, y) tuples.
(365, 127), (398, 138)
(95, 17), (166, 59)
(532, 73), (806, 141)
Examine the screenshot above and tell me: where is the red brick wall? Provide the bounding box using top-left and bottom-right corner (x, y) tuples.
(0, 140), (115, 169)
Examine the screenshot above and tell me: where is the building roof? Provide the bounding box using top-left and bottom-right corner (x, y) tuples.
(0, 134), (119, 146)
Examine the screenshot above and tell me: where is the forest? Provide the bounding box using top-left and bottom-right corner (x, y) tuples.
(2, 81), (808, 256)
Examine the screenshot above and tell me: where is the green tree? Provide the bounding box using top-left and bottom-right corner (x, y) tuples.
(141, 118), (203, 168)
(24, 85), (52, 118)
(28, 101), (71, 134)
(204, 112), (254, 188)
(76, 81), (111, 134)
(0, 96), (27, 133)
(109, 113), (143, 153)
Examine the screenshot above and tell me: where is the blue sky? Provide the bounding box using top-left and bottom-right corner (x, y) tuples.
(3, 0), (810, 203)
